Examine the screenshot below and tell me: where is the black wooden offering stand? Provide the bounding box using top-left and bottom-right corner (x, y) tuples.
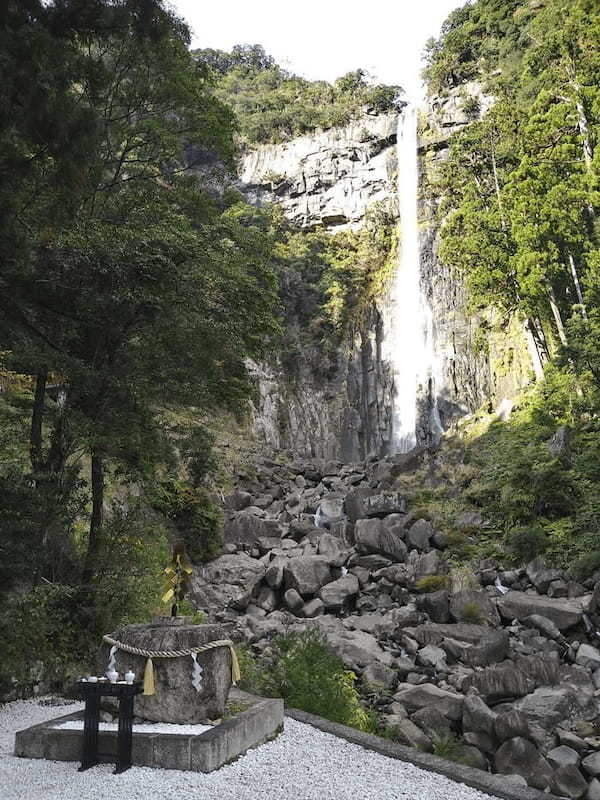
(77, 680), (143, 774)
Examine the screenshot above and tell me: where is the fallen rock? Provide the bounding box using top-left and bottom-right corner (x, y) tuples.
(495, 736), (552, 789)
(449, 589), (500, 627)
(406, 519), (433, 552)
(587, 778), (600, 800)
(522, 614), (562, 640)
(362, 662), (397, 690)
(462, 693), (497, 736)
(191, 553), (265, 611)
(387, 717), (432, 751)
(411, 706), (452, 739)
(497, 591), (583, 631)
(318, 575), (359, 610)
(514, 686), (579, 729)
(417, 644), (447, 671)
(284, 556), (332, 596)
(547, 745), (581, 769)
(582, 752), (600, 777)
(576, 643), (600, 669)
(549, 764), (588, 799)
(393, 683), (464, 721)
(526, 557), (564, 593)
(302, 598), (325, 617)
(327, 629), (393, 669)
(416, 590), (450, 623)
(354, 518), (408, 562)
(494, 709), (532, 742)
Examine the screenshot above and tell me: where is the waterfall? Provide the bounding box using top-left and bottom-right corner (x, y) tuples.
(384, 104), (443, 453)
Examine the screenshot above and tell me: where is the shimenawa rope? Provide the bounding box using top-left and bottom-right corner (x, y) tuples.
(102, 635), (241, 696)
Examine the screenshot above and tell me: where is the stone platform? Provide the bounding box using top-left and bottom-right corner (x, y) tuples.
(14, 689), (283, 773)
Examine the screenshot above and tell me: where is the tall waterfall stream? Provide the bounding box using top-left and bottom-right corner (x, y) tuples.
(384, 105), (442, 453)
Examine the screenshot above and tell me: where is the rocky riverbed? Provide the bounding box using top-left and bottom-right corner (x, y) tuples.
(190, 446), (600, 799)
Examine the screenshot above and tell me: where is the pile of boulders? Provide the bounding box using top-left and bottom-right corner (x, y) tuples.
(190, 451), (600, 798)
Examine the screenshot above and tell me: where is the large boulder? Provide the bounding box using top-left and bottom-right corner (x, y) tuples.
(284, 556), (332, 596)
(449, 589), (500, 626)
(345, 489), (407, 521)
(327, 629), (394, 669)
(462, 693), (497, 736)
(495, 737), (552, 789)
(388, 717), (432, 751)
(406, 519), (433, 552)
(393, 683), (464, 721)
(191, 553), (265, 611)
(318, 575), (359, 610)
(405, 623), (508, 666)
(549, 765), (588, 799)
(494, 709), (532, 742)
(514, 686), (580, 729)
(222, 510), (282, 545)
(406, 550), (447, 585)
(497, 591), (583, 631)
(100, 620), (232, 724)
(526, 558), (564, 593)
(354, 518), (408, 562)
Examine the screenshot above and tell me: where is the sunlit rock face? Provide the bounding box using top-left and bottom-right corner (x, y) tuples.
(240, 93), (535, 460)
(238, 112), (397, 231)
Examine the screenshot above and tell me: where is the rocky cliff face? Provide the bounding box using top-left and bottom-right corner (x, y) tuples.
(240, 90), (535, 458)
(239, 113), (399, 461)
(420, 83), (536, 428)
(239, 112), (397, 231)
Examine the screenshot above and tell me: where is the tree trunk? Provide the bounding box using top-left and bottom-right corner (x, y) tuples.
(47, 384), (70, 473)
(83, 447), (104, 583)
(547, 283), (568, 347)
(568, 253), (587, 317)
(490, 134), (507, 230)
(30, 371), (47, 472)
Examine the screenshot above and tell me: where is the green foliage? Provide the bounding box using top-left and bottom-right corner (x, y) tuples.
(415, 575), (450, 593)
(149, 479), (222, 563)
(237, 630), (376, 731)
(458, 601), (484, 624)
(0, 508), (169, 701)
(506, 526), (549, 562)
(431, 732), (468, 763)
(194, 46), (401, 144)
(461, 371), (600, 570)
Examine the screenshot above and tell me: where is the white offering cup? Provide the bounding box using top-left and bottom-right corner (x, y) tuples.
(88, 676), (98, 683)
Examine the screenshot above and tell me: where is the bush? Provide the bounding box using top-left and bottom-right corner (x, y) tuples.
(149, 479), (222, 562)
(506, 525), (548, 563)
(458, 601), (483, 624)
(237, 629), (377, 731)
(415, 575), (450, 593)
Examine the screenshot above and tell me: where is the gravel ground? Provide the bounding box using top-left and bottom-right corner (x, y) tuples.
(54, 720), (213, 735)
(1, 697), (497, 800)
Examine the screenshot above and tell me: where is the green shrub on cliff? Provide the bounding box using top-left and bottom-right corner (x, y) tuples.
(193, 45), (400, 144)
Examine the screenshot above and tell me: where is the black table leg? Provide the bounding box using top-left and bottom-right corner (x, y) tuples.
(114, 692), (135, 774)
(79, 692), (100, 771)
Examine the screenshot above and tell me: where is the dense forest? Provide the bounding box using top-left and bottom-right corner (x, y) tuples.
(421, 0), (600, 576)
(1, 0), (600, 715)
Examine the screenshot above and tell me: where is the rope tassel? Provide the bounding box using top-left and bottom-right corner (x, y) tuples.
(143, 657), (155, 696)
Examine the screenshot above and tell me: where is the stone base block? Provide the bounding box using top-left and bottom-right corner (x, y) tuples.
(14, 689), (283, 773)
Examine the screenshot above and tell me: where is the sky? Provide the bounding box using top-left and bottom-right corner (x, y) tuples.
(169, 0), (463, 100)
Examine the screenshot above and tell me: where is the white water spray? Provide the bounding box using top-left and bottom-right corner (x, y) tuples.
(384, 104), (442, 453)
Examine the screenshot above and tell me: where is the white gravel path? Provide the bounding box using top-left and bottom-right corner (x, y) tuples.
(1, 697), (497, 800)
